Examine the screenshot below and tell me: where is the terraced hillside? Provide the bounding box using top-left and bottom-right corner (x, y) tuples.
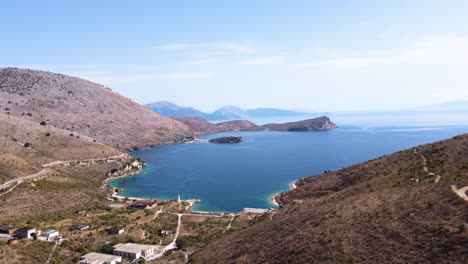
(193, 134), (468, 264)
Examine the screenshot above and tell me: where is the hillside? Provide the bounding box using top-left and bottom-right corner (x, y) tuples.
(255, 116), (336, 131)
(193, 134), (468, 263)
(0, 113), (121, 184)
(172, 117), (257, 134)
(217, 120), (257, 131)
(174, 116), (335, 135)
(0, 68), (192, 150)
(172, 117), (220, 134)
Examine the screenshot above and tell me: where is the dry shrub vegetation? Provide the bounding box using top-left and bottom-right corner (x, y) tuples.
(0, 68), (192, 150)
(0, 164), (117, 222)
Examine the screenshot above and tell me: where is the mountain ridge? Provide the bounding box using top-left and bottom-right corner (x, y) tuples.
(146, 101), (314, 120)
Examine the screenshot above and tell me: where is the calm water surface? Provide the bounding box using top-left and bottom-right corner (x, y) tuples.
(109, 125), (467, 212)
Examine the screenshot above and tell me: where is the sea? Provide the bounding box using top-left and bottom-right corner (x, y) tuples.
(109, 117), (468, 212)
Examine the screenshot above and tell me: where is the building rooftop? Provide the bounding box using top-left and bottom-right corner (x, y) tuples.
(42, 230), (59, 236)
(16, 227), (35, 232)
(0, 234), (15, 242)
(80, 252), (121, 264)
(113, 243), (154, 254)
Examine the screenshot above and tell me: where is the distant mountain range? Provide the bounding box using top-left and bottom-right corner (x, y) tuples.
(146, 101), (317, 121)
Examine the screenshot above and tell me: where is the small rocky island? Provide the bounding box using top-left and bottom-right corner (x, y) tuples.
(209, 136), (244, 144)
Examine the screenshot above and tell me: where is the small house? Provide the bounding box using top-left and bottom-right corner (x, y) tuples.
(0, 226), (15, 235)
(70, 223), (90, 231)
(80, 252), (122, 264)
(130, 201), (157, 209)
(112, 243), (154, 260)
(39, 230), (59, 241)
(16, 227), (36, 239)
(0, 234), (17, 244)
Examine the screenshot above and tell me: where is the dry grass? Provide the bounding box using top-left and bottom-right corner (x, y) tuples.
(0, 164), (115, 222)
(0, 152), (39, 184)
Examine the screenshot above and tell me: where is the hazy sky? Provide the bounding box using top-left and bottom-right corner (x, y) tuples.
(2, 1), (468, 112)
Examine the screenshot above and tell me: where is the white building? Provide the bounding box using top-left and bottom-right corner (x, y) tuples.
(80, 252), (122, 264)
(112, 243), (154, 260)
(39, 230), (59, 241)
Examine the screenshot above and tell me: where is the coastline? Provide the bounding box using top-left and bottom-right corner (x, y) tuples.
(271, 179), (299, 207)
(107, 134), (304, 214)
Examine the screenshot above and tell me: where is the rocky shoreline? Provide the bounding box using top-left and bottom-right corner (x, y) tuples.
(271, 179), (298, 208)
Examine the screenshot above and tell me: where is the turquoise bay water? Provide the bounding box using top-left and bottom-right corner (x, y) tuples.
(109, 125), (467, 212)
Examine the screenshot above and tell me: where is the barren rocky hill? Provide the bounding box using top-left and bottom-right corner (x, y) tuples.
(258, 116), (336, 131)
(193, 134), (468, 264)
(173, 117), (258, 134)
(0, 68), (193, 150)
(172, 117), (221, 134)
(217, 120), (258, 131)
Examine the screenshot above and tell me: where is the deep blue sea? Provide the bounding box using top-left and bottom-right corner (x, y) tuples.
(109, 125), (467, 212)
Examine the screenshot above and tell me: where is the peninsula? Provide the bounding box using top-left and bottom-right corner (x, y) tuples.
(173, 116), (337, 135)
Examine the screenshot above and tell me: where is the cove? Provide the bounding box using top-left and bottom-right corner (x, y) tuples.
(108, 125), (467, 212)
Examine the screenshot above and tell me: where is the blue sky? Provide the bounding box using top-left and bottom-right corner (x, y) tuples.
(2, 1), (468, 111)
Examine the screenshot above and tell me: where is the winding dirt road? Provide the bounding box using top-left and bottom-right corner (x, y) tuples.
(0, 153), (128, 197)
(451, 185), (468, 202)
(0, 168), (51, 192)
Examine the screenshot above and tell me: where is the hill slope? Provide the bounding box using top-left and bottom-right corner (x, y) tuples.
(0, 68), (192, 150)
(0, 113), (121, 183)
(193, 134), (468, 264)
(256, 116), (336, 131)
(172, 117), (257, 134)
(174, 116), (336, 134)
